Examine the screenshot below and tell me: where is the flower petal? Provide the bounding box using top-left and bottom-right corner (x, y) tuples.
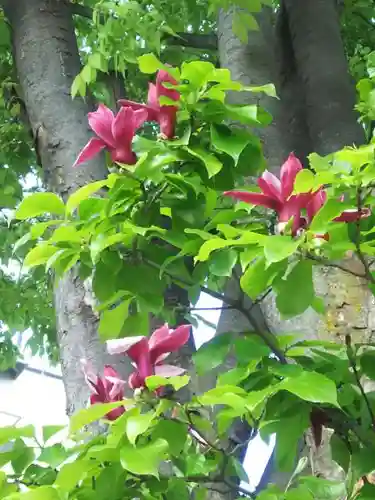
(258, 171), (282, 202)
(88, 104), (115, 147)
(73, 137), (106, 167)
(280, 152), (303, 199)
(334, 208), (371, 223)
(128, 371), (144, 389)
(149, 324), (190, 364)
(158, 107), (178, 139)
(148, 324), (170, 350)
(106, 406), (125, 421)
(154, 364), (186, 377)
(81, 359), (99, 393)
(118, 98), (158, 121)
(307, 190), (327, 222)
(156, 70), (180, 103)
(223, 191), (282, 211)
(127, 338), (153, 381)
(106, 336), (145, 355)
(147, 83), (160, 110)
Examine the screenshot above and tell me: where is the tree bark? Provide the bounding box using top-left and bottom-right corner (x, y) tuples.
(282, 0), (364, 153)
(4, 0), (131, 416)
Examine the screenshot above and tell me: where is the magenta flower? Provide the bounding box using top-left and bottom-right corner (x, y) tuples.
(224, 153), (312, 234)
(73, 104), (148, 167)
(119, 69), (180, 139)
(81, 360), (126, 421)
(106, 324), (191, 390)
(306, 190), (371, 224)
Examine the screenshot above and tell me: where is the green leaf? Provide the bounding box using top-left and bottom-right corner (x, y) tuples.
(240, 256), (280, 299)
(225, 104), (272, 127)
(0, 425), (34, 445)
(293, 170), (315, 193)
(152, 420), (187, 457)
(16, 193), (65, 219)
(38, 444), (70, 468)
(360, 351), (375, 380)
(120, 439), (168, 476)
(98, 299), (131, 341)
(138, 53), (164, 74)
(196, 233), (264, 262)
(69, 402), (125, 433)
(145, 375), (190, 391)
(125, 409), (154, 445)
(210, 124), (251, 164)
(42, 425), (66, 444)
(24, 244), (59, 269)
(55, 461), (90, 492)
(298, 476), (346, 499)
(186, 147), (222, 178)
(193, 333), (232, 375)
(275, 260), (314, 317)
(71, 74), (86, 98)
(11, 486), (61, 500)
(263, 236), (300, 264)
(66, 179), (108, 215)
(279, 371), (338, 405)
(208, 249), (237, 276)
(88, 53), (108, 72)
(309, 199), (345, 234)
(11, 439), (34, 474)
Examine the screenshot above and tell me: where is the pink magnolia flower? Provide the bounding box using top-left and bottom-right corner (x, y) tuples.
(306, 190), (371, 225)
(106, 324), (191, 390)
(73, 104), (148, 167)
(81, 360), (126, 421)
(119, 69), (180, 139)
(224, 153), (313, 234)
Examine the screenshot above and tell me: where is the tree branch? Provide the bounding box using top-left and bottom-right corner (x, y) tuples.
(70, 2), (217, 50)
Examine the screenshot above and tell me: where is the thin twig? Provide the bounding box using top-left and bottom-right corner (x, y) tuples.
(142, 256), (287, 363)
(306, 253), (367, 279)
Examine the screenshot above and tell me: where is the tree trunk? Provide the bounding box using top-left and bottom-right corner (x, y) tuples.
(282, 0), (364, 153)
(4, 0), (131, 416)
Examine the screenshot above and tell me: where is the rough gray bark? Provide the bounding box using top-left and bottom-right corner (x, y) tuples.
(4, 0), (130, 416)
(282, 0), (364, 153)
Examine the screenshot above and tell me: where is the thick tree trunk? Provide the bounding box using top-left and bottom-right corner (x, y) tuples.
(4, 0), (130, 416)
(282, 0), (364, 153)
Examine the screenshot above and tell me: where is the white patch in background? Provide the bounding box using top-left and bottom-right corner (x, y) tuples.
(192, 292), (274, 492)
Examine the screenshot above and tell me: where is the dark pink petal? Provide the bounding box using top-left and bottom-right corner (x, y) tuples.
(128, 371), (144, 389)
(156, 70), (180, 103)
(223, 191), (282, 211)
(258, 171), (282, 202)
(106, 406), (125, 421)
(307, 190), (327, 222)
(88, 104), (115, 147)
(106, 336), (145, 355)
(154, 364), (186, 377)
(158, 107), (177, 139)
(118, 98), (158, 121)
(111, 147), (137, 165)
(148, 324), (170, 350)
(280, 152), (303, 199)
(127, 337), (153, 381)
(147, 83), (159, 110)
(278, 195), (306, 221)
(103, 365), (125, 399)
(149, 324), (190, 365)
(81, 359), (98, 389)
(73, 137), (106, 167)
(90, 393), (104, 405)
(334, 208), (371, 223)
